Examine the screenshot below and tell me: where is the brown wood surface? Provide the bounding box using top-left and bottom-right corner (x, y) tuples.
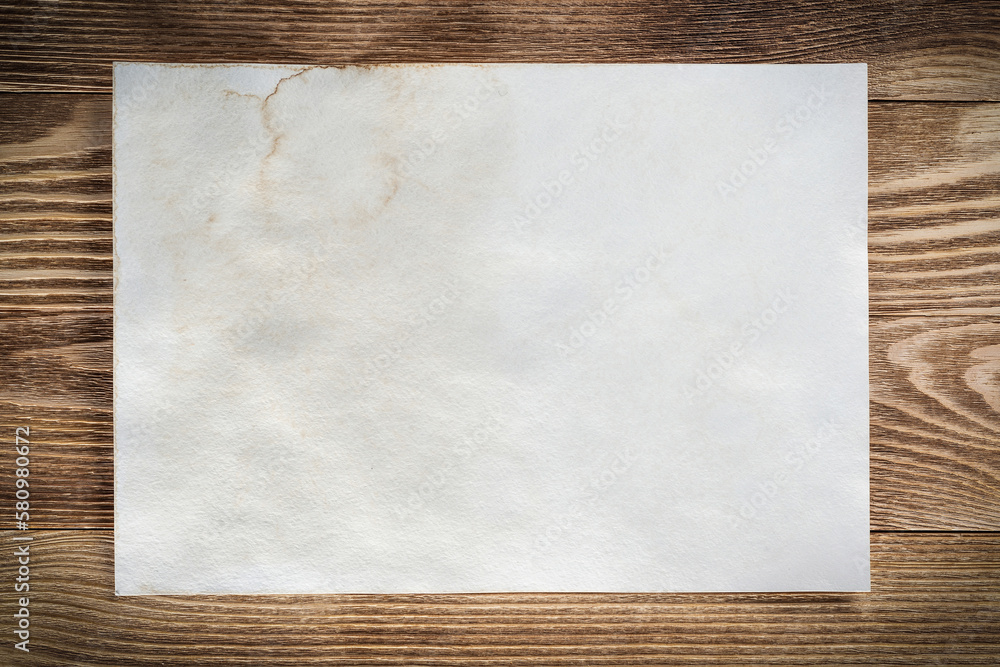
(1, 1), (999, 99)
(0, 531), (998, 665)
(1, 1), (999, 664)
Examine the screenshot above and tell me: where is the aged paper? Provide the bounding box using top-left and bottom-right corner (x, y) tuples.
(114, 63), (869, 593)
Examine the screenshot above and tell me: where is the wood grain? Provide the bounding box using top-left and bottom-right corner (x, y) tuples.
(870, 317), (1000, 530)
(0, 93), (998, 531)
(2, 11), (999, 661)
(2, 314), (997, 531)
(0, 531), (997, 665)
(3, 95), (999, 317)
(1, 1), (999, 99)
(869, 103), (1000, 316)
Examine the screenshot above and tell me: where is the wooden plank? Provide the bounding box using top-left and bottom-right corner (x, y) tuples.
(2, 95), (998, 316)
(869, 103), (1000, 316)
(0, 531), (996, 665)
(0, 1), (998, 99)
(0, 8), (996, 665)
(1, 93), (999, 530)
(870, 317), (1000, 530)
(1, 313), (997, 531)
(0, 405), (111, 529)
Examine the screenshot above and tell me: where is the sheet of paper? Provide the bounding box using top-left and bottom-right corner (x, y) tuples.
(113, 62), (869, 594)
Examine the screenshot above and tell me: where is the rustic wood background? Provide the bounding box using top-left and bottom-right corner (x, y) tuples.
(1, 1), (998, 664)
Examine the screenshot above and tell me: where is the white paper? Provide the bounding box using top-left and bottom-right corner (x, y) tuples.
(113, 62), (869, 594)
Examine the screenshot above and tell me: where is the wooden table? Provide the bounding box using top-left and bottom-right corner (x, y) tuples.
(1, 2), (998, 664)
